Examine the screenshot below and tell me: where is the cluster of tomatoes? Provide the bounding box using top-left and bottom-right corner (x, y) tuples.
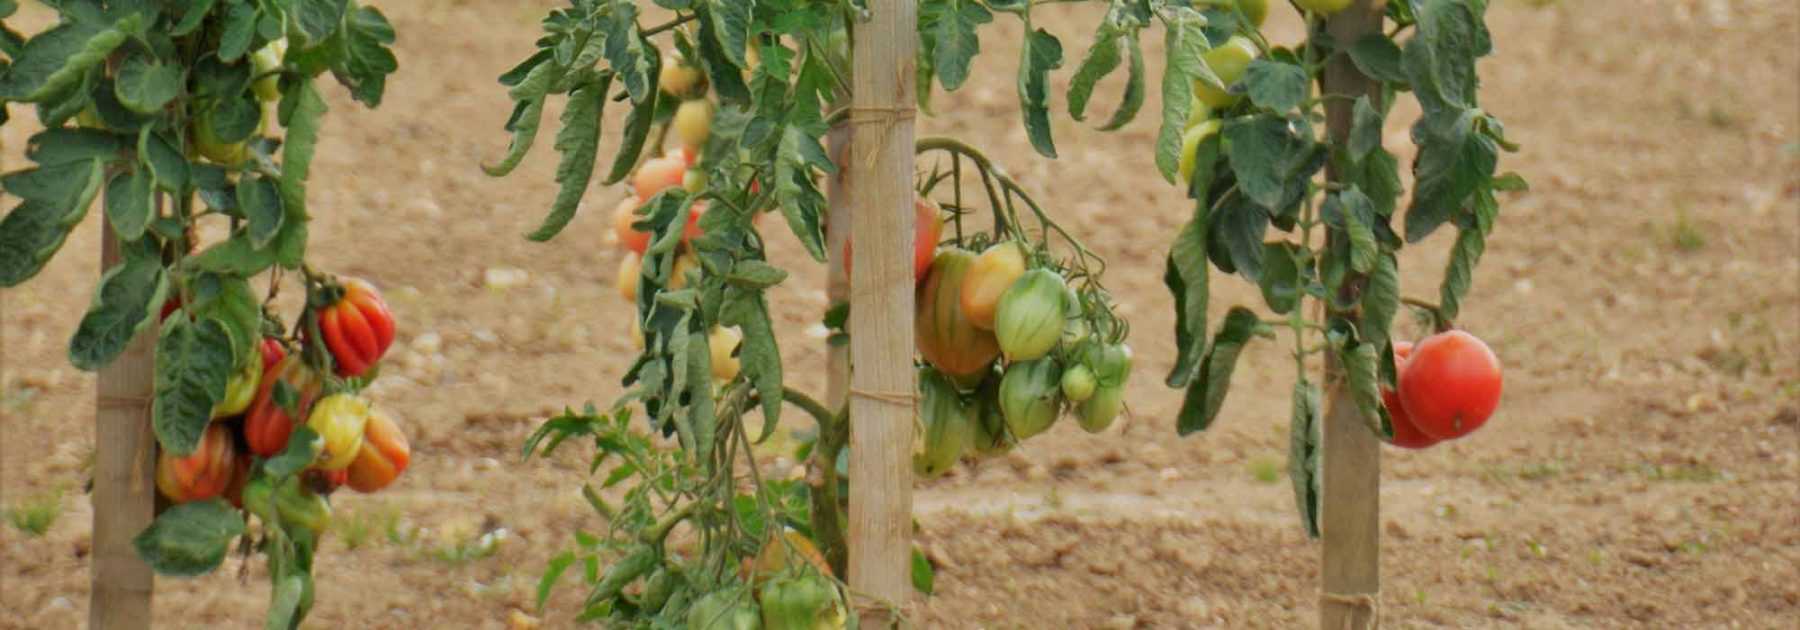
(906, 208), (1134, 478)
(607, 55), (746, 382)
(155, 278), (411, 535)
(1381, 330), (1504, 449)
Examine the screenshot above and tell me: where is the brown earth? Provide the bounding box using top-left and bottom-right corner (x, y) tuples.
(3, 0), (1797, 628)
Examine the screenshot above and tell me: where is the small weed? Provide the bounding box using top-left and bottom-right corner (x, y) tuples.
(1524, 538), (1548, 559)
(1704, 107), (1738, 130)
(1247, 455), (1282, 485)
(431, 527), (509, 565)
(1641, 462), (1724, 483)
(6, 489), (65, 537)
(335, 505), (398, 551)
(1517, 460), (1564, 481)
(1658, 210), (1707, 253)
(1587, 549), (1606, 566)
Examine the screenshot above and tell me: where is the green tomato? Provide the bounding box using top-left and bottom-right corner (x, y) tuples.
(969, 371), (1013, 456)
(913, 367), (975, 479)
(193, 112), (249, 165)
(759, 572), (844, 630)
(1235, 0), (1269, 27)
(1193, 36), (1259, 109)
(999, 358), (1063, 440)
(1178, 119), (1223, 184)
(76, 105), (105, 129)
(1077, 385), (1125, 433)
(687, 588), (762, 630)
(1061, 364), (1097, 403)
(251, 38), (288, 103)
(1295, 0), (1354, 16)
(993, 269), (1068, 362)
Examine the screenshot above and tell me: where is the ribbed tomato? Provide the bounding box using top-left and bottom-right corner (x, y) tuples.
(915, 249), (1001, 379)
(959, 241), (1027, 330)
(999, 358), (1063, 439)
(994, 269), (1068, 362)
(318, 278), (396, 377)
(970, 371), (1013, 455)
(306, 394), (372, 471)
(155, 423), (239, 503)
(259, 337), (287, 371)
(913, 367), (974, 479)
(244, 355), (322, 457)
(1398, 331), (1502, 441)
(346, 409), (410, 493)
(843, 197), (943, 282)
(210, 353), (262, 419)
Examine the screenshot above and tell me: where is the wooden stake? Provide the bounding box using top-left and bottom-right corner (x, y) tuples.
(825, 124), (852, 412)
(91, 217), (158, 630)
(1319, 2), (1387, 629)
(847, 0), (918, 624)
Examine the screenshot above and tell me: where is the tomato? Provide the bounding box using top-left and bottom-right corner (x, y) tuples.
(1235, 0), (1269, 26)
(259, 337), (287, 371)
(959, 241), (1027, 330)
(993, 269), (1068, 362)
(969, 371), (1013, 455)
(1060, 364), (1097, 403)
(274, 477), (331, 535)
(617, 252), (641, 302)
(158, 295), (182, 321)
(673, 99), (713, 149)
(346, 408), (410, 493)
(192, 110), (248, 166)
(1398, 330), (1502, 441)
(155, 423), (239, 503)
(669, 252), (699, 290)
(843, 197), (943, 282)
(915, 249), (1002, 379)
(753, 528), (835, 584)
(913, 367), (974, 479)
(318, 277), (396, 377)
(1178, 119), (1222, 183)
(211, 353), (262, 419)
(687, 588), (761, 630)
(1382, 341), (1438, 449)
(711, 326), (743, 381)
(999, 358), (1063, 439)
(76, 105), (106, 129)
(667, 145), (699, 168)
(1083, 342), (1134, 388)
(660, 55), (705, 97)
(759, 571), (845, 630)
(683, 168), (708, 194)
(612, 196), (651, 254)
(633, 156), (687, 201)
(306, 394), (372, 471)
(629, 317), (645, 350)
(1295, 0), (1353, 16)
(251, 38), (288, 103)
(1076, 385), (1124, 433)
(685, 201), (708, 242)
(245, 355), (322, 457)
(1194, 36), (1259, 109)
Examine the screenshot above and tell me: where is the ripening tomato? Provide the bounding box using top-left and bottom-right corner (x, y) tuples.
(192, 109), (249, 165)
(1398, 331), (1502, 441)
(914, 367), (975, 479)
(245, 355), (322, 457)
(156, 424), (240, 503)
(915, 249), (1002, 379)
(633, 157), (688, 201)
(709, 326), (742, 381)
(1178, 119), (1222, 184)
(346, 409), (410, 493)
(318, 278), (396, 377)
(682, 168), (708, 194)
(1235, 0), (1269, 26)
(617, 252), (642, 302)
(306, 394), (372, 471)
(259, 337), (287, 371)
(672, 100), (713, 149)
(1383, 341), (1438, 449)
(993, 269), (1069, 362)
(752, 527), (836, 584)
(666, 145), (698, 168)
(211, 353), (262, 419)
(1194, 36), (1259, 109)
(1295, 0), (1353, 16)
(959, 241), (1027, 331)
(659, 56), (705, 97)
(843, 197), (943, 281)
(612, 197), (651, 254)
(223, 457), (252, 508)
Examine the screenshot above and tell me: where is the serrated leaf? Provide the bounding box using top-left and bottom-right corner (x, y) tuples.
(24, 128), (129, 165)
(104, 169), (156, 241)
(1018, 28), (1063, 158)
(1404, 110), (1496, 242)
(1153, 13), (1207, 182)
(603, 2), (654, 103)
(933, 0), (991, 91)
(1361, 252), (1400, 362)
(113, 55), (183, 113)
(1439, 221), (1486, 322)
(537, 551), (577, 610)
(484, 98), (547, 177)
(719, 287), (782, 431)
(1176, 307), (1261, 435)
(773, 126), (829, 261)
(335, 5), (399, 106)
(0, 199), (82, 287)
(725, 260), (788, 289)
(153, 317), (235, 455)
(1066, 23), (1120, 122)
(1333, 188), (1379, 273)
(1243, 59), (1307, 112)
(1287, 379), (1322, 538)
(1342, 338), (1392, 440)
(68, 252), (166, 371)
(706, 0), (754, 68)
(1164, 212), (1209, 388)
(275, 81), (327, 268)
(1098, 33), (1145, 132)
(603, 95), (654, 185)
(238, 176), (284, 249)
(132, 500), (245, 577)
(0, 15), (135, 102)
(217, 1), (256, 61)
(1224, 115), (1316, 212)
(527, 77), (607, 242)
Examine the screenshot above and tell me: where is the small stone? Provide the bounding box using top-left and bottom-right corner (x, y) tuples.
(507, 609), (541, 630)
(46, 597), (73, 611)
(474, 457), (501, 472)
(1158, 467), (1181, 482)
(411, 332), (443, 355)
(484, 267), (530, 290)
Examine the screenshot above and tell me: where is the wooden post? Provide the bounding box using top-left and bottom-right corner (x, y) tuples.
(1319, 2), (1386, 629)
(91, 217), (158, 630)
(825, 124), (852, 412)
(846, 0), (918, 625)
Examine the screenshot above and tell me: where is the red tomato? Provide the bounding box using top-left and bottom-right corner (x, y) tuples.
(666, 145), (698, 168)
(259, 337), (287, 371)
(318, 278), (397, 377)
(633, 156), (687, 201)
(1399, 330), (1503, 441)
(159, 295), (182, 322)
(1382, 341), (1439, 449)
(155, 424), (239, 503)
(843, 197), (943, 282)
(613, 196), (651, 254)
(245, 355), (322, 457)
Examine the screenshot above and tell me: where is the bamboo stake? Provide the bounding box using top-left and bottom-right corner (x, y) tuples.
(1319, 2), (1388, 629)
(846, 0), (918, 624)
(91, 217), (158, 630)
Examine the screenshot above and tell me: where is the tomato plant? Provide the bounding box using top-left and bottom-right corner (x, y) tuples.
(0, 1), (407, 625)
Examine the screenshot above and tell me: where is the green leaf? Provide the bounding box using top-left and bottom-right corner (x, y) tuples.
(603, 95), (655, 185)
(265, 574), (309, 630)
(1153, 12), (1207, 182)
(1403, 0), (1491, 116)
(0, 199), (82, 287)
(912, 546), (936, 596)
(208, 94), (262, 144)
(104, 169), (156, 241)
(0, 15), (136, 102)
(1361, 252), (1400, 365)
(238, 176), (284, 249)
(171, 0), (217, 37)
(1348, 96), (1383, 161)
(68, 251), (166, 371)
(263, 426), (322, 478)
(24, 128), (129, 165)
(1208, 196), (1268, 281)
(1163, 212), (1209, 388)
(113, 54), (183, 114)
(185, 272), (262, 359)
(3, 159), (104, 210)
(217, 2), (256, 61)
(1328, 188), (1379, 273)
(1491, 171), (1528, 192)
(773, 125), (830, 261)
(526, 77), (608, 242)
(1342, 338), (1393, 440)
(1097, 33), (1146, 132)
(1348, 34), (1406, 84)
(1287, 379), (1321, 538)
(1243, 59), (1307, 112)
(276, 81), (328, 268)
(1176, 307), (1261, 435)
(537, 551), (577, 610)
(706, 0), (754, 69)
(153, 317), (235, 455)
(1224, 115), (1317, 212)
(186, 232), (278, 275)
(335, 5), (399, 106)
(603, 1), (654, 103)
(725, 260), (788, 289)
(720, 287), (782, 431)
(932, 0), (991, 91)
(483, 98), (547, 177)
(1018, 28), (1063, 159)
(139, 130), (189, 193)
(132, 500), (245, 577)
(295, 0), (347, 46)
(1438, 221), (1487, 322)
(1065, 21), (1120, 122)
(693, 10), (749, 105)
(1404, 110), (1496, 242)
(1258, 242), (1302, 315)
